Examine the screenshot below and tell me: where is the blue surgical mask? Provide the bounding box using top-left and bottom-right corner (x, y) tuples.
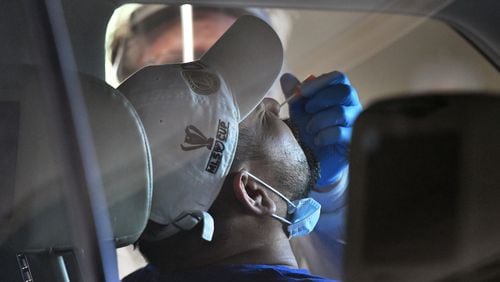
(246, 171), (321, 238)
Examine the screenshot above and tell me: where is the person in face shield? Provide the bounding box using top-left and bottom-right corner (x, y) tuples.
(111, 6), (361, 280)
(110, 5), (262, 83)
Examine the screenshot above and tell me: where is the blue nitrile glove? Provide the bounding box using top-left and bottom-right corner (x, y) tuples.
(281, 71), (362, 188)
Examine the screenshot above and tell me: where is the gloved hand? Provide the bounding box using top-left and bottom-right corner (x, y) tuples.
(280, 71), (362, 189)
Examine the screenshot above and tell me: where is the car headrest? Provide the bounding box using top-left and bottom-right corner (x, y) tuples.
(0, 65), (152, 252)
(345, 93), (500, 282)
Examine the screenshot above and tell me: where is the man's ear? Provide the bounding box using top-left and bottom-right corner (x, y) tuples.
(232, 171), (277, 216)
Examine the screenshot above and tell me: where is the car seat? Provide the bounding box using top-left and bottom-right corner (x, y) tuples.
(0, 65), (152, 281)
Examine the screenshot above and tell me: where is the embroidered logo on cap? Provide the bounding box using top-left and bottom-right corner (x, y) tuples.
(180, 121), (230, 174)
(182, 70), (220, 95)
(180, 61), (220, 95)
(181, 125), (214, 151)
(205, 120), (229, 174)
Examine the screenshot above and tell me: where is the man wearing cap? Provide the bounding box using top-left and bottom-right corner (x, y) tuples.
(111, 5), (360, 280)
(118, 15), (361, 281)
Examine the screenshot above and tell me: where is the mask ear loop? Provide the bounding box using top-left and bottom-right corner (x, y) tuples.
(245, 171), (297, 215)
(244, 171), (299, 239)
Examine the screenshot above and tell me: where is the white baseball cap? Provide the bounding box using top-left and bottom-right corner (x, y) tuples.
(118, 15), (283, 241)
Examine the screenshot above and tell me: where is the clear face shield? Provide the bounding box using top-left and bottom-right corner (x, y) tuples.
(245, 171), (321, 239)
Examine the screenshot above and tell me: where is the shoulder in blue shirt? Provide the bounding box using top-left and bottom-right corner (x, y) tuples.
(123, 263), (339, 282)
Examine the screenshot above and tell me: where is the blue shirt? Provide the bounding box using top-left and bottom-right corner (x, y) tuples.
(123, 264), (339, 282)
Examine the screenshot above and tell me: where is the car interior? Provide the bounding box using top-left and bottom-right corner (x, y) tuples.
(1, 0), (499, 281)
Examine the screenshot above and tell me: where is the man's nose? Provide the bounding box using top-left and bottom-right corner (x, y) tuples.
(262, 98), (280, 116)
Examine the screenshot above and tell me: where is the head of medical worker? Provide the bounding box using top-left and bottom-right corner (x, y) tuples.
(110, 5), (267, 82)
(118, 16), (320, 270)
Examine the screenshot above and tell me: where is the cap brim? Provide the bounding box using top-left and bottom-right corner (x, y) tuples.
(200, 15), (283, 121)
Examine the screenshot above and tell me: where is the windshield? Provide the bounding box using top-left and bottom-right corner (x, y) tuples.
(105, 4), (500, 279)
(1, 1), (499, 281)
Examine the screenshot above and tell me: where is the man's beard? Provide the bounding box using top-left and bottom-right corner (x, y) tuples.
(283, 119), (319, 199)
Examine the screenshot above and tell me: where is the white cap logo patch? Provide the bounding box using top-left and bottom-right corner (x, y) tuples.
(181, 62), (220, 95)
(180, 125), (214, 151)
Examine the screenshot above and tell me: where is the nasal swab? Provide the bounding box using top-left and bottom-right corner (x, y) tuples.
(279, 75), (316, 108)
